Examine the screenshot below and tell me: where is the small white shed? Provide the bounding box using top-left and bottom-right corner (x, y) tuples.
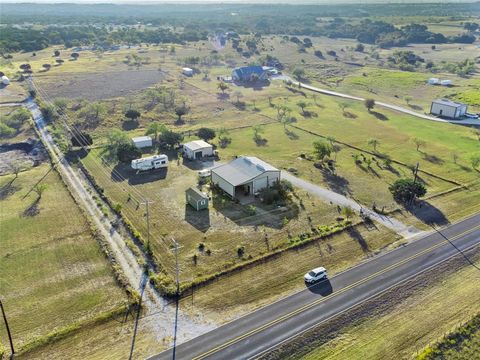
(440, 79), (452, 86)
(182, 67), (194, 76)
(427, 78), (439, 85)
(132, 136), (153, 149)
(1, 76), (10, 85)
(430, 99), (468, 119)
(183, 140), (213, 160)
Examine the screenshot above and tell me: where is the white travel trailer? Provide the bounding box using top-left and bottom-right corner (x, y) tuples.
(131, 154), (168, 171)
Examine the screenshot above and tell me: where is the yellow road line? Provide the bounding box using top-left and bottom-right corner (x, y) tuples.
(193, 224), (480, 359)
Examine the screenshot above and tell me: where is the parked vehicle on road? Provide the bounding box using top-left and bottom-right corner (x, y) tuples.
(304, 267), (328, 283)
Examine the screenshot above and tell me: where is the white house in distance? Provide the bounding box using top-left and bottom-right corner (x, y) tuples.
(132, 136), (153, 149)
(1, 76), (10, 85)
(183, 140), (213, 160)
(430, 99), (468, 120)
(182, 67), (194, 76)
(211, 156), (280, 198)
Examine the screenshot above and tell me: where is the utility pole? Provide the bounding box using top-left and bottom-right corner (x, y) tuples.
(0, 299), (15, 358)
(411, 162), (420, 206)
(141, 199), (153, 252)
(172, 238), (181, 360)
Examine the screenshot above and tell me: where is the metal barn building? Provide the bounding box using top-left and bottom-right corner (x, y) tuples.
(430, 99), (468, 120)
(211, 156), (280, 198)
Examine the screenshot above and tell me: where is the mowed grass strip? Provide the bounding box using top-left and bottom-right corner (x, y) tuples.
(181, 223), (399, 321)
(298, 253), (480, 360)
(0, 163), (128, 351)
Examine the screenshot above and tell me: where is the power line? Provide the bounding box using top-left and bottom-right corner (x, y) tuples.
(0, 299), (15, 357)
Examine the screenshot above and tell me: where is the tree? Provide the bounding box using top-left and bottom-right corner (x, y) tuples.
(218, 128), (231, 148)
(79, 102), (106, 124)
(296, 101), (308, 115)
(412, 137), (426, 152)
(341, 206), (355, 220)
(217, 82), (229, 94)
(197, 127), (216, 142)
(312, 140), (333, 162)
(452, 153), (459, 164)
(368, 138), (380, 152)
(404, 95), (412, 105)
(364, 98), (375, 112)
(159, 130), (183, 149)
(71, 132), (93, 147)
(471, 155), (480, 171)
(125, 109), (141, 121)
(232, 90), (243, 104)
(54, 50), (60, 57)
(145, 121), (167, 142)
(71, 52), (80, 60)
(33, 183), (48, 199)
(42, 63), (51, 71)
(53, 98), (68, 112)
(40, 103), (58, 123)
(355, 43), (365, 52)
(292, 67), (305, 81)
(19, 63), (31, 72)
(174, 105), (189, 123)
(252, 125), (265, 142)
(102, 129), (130, 161)
(55, 59), (64, 65)
(389, 178), (427, 204)
(117, 143), (141, 163)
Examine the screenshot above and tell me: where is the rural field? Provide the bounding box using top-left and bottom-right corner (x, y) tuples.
(11, 24), (478, 300)
(1, 2), (479, 358)
(0, 124), (160, 359)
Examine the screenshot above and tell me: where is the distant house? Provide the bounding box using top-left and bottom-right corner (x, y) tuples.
(427, 78), (439, 85)
(182, 67), (194, 76)
(132, 136), (153, 149)
(211, 156), (280, 198)
(186, 187), (209, 211)
(1, 76), (10, 85)
(440, 79), (452, 86)
(183, 140), (213, 160)
(430, 99), (468, 119)
(232, 66), (268, 83)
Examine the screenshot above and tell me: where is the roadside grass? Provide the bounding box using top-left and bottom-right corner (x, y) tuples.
(298, 252), (480, 360)
(417, 314), (480, 360)
(17, 315), (164, 360)
(181, 222), (400, 321)
(0, 162), (129, 353)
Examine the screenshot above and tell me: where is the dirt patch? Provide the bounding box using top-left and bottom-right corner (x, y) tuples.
(38, 69), (165, 100)
(260, 247), (480, 360)
(0, 139), (48, 175)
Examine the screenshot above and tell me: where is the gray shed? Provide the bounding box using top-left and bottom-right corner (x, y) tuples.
(430, 99), (468, 119)
(186, 187), (209, 211)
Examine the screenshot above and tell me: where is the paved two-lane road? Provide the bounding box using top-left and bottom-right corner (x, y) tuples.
(151, 213), (480, 360)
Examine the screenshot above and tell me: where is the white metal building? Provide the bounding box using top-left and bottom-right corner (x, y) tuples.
(430, 99), (468, 119)
(211, 156), (280, 198)
(132, 136), (153, 149)
(427, 78), (439, 85)
(182, 67), (194, 76)
(1, 76), (10, 85)
(183, 140), (213, 160)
